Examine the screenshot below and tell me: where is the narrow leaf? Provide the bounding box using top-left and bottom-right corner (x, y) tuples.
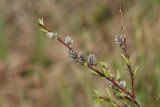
(134, 66), (139, 75)
(94, 89), (100, 97)
(100, 62), (108, 68)
(90, 69), (98, 75)
(95, 98), (103, 104)
(121, 53), (128, 61)
(38, 18), (44, 26)
(40, 28), (48, 33)
(121, 53), (130, 65)
(99, 62), (110, 77)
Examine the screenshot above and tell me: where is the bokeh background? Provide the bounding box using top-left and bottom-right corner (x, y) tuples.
(0, 0), (160, 107)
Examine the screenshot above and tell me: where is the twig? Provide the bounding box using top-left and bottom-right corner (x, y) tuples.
(119, 4), (125, 34)
(123, 37), (136, 99)
(38, 23), (141, 107)
(119, 6), (136, 99)
(124, 96), (141, 107)
(88, 65), (133, 98)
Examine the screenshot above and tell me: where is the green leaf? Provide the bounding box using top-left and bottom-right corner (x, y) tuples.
(121, 53), (130, 65)
(94, 89), (104, 104)
(95, 98), (103, 104)
(38, 18), (44, 26)
(40, 28), (48, 33)
(114, 90), (124, 99)
(94, 89), (100, 97)
(99, 62), (111, 77)
(134, 66), (139, 75)
(102, 68), (109, 77)
(100, 62), (108, 68)
(121, 53), (127, 60)
(90, 69), (98, 75)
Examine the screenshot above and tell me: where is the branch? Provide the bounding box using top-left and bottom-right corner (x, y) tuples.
(123, 37), (136, 99)
(119, 6), (136, 99)
(124, 96), (141, 107)
(38, 22), (141, 107)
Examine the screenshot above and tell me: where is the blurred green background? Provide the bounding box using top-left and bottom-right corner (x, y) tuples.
(0, 0), (160, 107)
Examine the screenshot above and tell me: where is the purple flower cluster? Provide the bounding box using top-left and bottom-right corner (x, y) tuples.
(66, 36), (96, 66)
(47, 32), (58, 40)
(78, 52), (86, 65)
(65, 36), (73, 47)
(68, 50), (96, 66)
(87, 54), (96, 65)
(115, 34), (125, 47)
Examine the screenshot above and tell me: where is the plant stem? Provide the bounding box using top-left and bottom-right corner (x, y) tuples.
(123, 37), (135, 99)
(38, 24), (141, 107)
(88, 65), (132, 97)
(124, 96), (141, 107)
(57, 36), (141, 107)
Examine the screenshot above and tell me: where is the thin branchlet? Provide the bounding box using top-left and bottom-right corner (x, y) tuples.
(38, 19), (141, 107)
(118, 6), (136, 99)
(113, 5), (137, 101)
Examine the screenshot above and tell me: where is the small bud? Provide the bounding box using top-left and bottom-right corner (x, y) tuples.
(119, 81), (126, 88)
(47, 32), (58, 39)
(87, 54), (96, 65)
(65, 36), (73, 47)
(78, 52), (86, 65)
(68, 50), (77, 59)
(38, 18), (44, 26)
(115, 35), (125, 47)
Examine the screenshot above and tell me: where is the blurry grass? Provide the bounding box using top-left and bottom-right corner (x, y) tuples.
(92, 5), (111, 25)
(59, 84), (75, 107)
(0, 0), (160, 107)
(0, 16), (7, 59)
(32, 29), (52, 68)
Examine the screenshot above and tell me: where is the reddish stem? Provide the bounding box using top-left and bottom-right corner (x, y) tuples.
(123, 37), (135, 99)
(38, 24), (140, 107)
(88, 66), (132, 98)
(57, 37), (74, 52)
(38, 23), (51, 32)
(56, 33), (134, 100)
(125, 96), (141, 107)
(57, 35), (133, 98)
